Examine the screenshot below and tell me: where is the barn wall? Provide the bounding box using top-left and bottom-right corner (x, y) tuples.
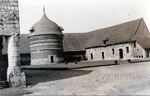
(132, 42), (145, 59)
(86, 42), (145, 61)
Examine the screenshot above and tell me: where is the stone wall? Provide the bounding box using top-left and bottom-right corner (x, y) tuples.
(132, 42), (146, 59)
(8, 66), (26, 87)
(86, 42), (145, 61)
(29, 34), (63, 65)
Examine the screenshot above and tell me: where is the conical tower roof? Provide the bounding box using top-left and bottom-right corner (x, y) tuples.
(30, 8), (63, 35)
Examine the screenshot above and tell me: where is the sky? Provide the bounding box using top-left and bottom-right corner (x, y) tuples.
(18, 0), (150, 34)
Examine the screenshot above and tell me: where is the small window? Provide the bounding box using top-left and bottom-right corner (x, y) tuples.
(50, 56), (54, 63)
(103, 40), (107, 44)
(134, 42), (136, 48)
(30, 27), (35, 33)
(126, 47), (129, 53)
(91, 53), (93, 60)
(102, 52), (105, 59)
(112, 48), (115, 54)
(147, 52), (150, 58)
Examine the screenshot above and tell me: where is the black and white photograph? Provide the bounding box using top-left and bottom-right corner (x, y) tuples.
(1, 0), (150, 95)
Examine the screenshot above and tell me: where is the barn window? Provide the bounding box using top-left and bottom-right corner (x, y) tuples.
(91, 53), (93, 60)
(147, 52), (149, 58)
(103, 40), (107, 44)
(112, 48), (115, 54)
(102, 52), (105, 59)
(126, 47), (129, 53)
(134, 42), (136, 48)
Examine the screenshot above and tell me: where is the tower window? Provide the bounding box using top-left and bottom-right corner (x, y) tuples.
(29, 27), (35, 33)
(50, 56), (54, 63)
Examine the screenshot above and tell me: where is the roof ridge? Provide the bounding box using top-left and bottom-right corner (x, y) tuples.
(89, 18), (143, 34)
(130, 18), (143, 40)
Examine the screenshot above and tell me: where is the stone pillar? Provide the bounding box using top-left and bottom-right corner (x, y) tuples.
(7, 34), (26, 87)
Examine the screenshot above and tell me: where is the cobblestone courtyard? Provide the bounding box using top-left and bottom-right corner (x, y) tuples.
(1, 62), (150, 95)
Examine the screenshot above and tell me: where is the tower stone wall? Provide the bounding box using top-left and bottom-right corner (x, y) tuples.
(29, 11), (64, 65)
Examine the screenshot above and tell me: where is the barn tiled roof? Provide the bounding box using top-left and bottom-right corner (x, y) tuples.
(64, 18), (150, 50)
(3, 18), (150, 54)
(63, 33), (89, 52)
(86, 18), (141, 48)
(133, 19), (150, 49)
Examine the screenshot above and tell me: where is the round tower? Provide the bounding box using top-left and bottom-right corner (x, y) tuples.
(29, 8), (64, 65)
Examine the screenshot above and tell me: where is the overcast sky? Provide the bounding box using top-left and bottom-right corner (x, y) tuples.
(19, 0), (150, 34)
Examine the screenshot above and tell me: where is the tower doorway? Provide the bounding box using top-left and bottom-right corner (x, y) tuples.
(119, 49), (123, 59)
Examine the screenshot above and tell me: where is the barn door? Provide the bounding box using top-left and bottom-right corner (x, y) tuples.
(119, 49), (123, 59)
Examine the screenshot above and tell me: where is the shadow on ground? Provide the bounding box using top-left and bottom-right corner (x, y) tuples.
(23, 69), (92, 85)
(0, 88), (32, 96)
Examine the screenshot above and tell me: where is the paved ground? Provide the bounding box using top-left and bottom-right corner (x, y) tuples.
(1, 62), (150, 95)
(22, 60), (116, 70)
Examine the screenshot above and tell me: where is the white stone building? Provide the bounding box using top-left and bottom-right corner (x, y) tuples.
(85, 18), (150, 61)
(86, 42), (145, 61)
